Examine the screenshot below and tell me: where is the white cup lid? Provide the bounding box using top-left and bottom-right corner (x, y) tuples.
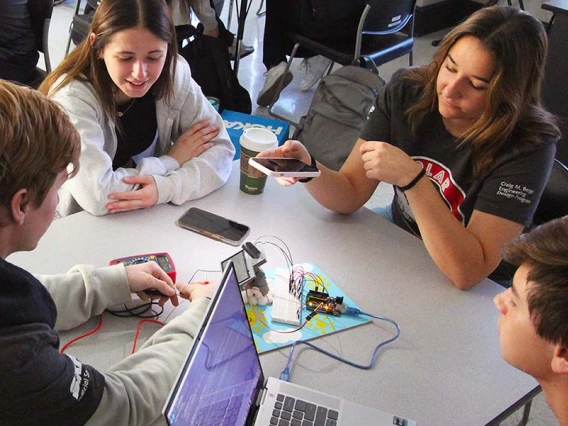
(240, 127), (278, 152)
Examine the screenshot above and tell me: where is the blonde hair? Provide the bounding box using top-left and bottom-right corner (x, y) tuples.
(405, 6), (559, 178)
(0, 81), (80, 210)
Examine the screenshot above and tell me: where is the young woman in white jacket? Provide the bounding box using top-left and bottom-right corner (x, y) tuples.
(40, 0), (235, 217)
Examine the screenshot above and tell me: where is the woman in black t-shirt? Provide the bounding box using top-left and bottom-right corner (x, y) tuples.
(258, 6), (560, 290)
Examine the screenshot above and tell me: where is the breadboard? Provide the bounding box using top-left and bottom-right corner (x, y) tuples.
(270, 271), (301, 325)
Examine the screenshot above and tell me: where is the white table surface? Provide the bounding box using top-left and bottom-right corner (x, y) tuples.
(8, 164), (538, 426)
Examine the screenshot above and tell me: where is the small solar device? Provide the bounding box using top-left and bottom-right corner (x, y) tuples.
(109, 252), (177, 282)
(221, 243), (266, 289)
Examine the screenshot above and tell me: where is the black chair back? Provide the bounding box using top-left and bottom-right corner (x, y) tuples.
(363, 0), (416, 35)
(532, 159), (568, 226)
(85, 0), (101, 13)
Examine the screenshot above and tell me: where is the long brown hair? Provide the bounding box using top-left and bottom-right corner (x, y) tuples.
(39, 0), (177, 119)
(405, 6), (560, 178)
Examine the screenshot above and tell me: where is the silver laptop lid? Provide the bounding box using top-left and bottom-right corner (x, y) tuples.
(163, 261), (265, 426)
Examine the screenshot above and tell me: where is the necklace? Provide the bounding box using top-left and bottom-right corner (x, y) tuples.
(117, 98), (136, 117)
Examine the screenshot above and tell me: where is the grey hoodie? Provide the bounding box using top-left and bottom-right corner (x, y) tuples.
(49, 55), (235, 217)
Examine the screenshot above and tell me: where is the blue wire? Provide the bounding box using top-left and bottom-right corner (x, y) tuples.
(279, 308), (401, 381)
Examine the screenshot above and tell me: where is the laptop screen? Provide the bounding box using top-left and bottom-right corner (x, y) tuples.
(164, 262), (265, 426)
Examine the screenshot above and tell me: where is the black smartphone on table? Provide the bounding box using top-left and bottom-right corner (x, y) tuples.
(176, 207), (250, 246)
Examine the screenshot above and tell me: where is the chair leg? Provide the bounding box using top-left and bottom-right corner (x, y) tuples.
(65, 24), (74, 56)
(256, 0), (265, 17)
(325, 61), (335, 78)
(506, 0), (524, 9)
(495, 398), (533, 426)
(43, 20), (52, 73)
(227, 0), (235, 30)
(267, 43), (301, 128)
(516, 400), (532, 426)
(546, 14), (556, 33)
(65, 0), (83, 56)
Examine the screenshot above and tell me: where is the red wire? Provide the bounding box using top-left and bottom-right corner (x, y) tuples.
(59, 316), (166, 355)
(60, 315), (104, 354)
(131, 319), (165, 353)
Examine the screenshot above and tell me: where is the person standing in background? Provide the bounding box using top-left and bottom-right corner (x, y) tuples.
(257, 0), (366, 106)
(0, 0), (38, 85)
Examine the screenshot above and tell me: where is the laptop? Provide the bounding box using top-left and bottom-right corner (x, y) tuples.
(163, 261), (417, 426)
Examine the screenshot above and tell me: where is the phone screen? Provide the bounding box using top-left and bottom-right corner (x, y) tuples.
(252, 158), (318, 173)
(177, 207), (250, 245)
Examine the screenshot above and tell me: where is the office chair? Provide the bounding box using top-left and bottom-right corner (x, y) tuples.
(27, 0), (54, 88)
(227, 0), (264, 24)
(267, 0), (416, 124)
(486, 0), (524, 9)
(65, 0), (100, 55)
(432, 0), (525, 47)
(531, 159), (568, 227)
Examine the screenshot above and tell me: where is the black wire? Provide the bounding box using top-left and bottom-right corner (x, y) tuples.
(106, 268), (222, 319)
(254, 235), (294, 266)
(188, 268), (222, 282)
(107, 301), (164, 318)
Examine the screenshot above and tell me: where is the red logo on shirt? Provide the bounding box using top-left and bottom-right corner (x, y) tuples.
(415, 157), (466, 224)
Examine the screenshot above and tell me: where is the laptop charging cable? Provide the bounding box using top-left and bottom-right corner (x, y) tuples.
(280, 307), (401, 382)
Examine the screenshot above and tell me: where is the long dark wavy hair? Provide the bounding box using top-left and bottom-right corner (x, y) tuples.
(40, 0), (177, 120)
(405, 6), (560, 178)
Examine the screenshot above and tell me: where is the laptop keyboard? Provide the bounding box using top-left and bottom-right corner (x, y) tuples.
(270, 393), (339, 426)
(194, 393), (244, 426)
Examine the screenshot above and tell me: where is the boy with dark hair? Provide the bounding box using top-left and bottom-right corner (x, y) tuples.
(0, 80), (213, 425)
(495, 216), (568, 425)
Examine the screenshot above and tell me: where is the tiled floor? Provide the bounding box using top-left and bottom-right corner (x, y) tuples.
(46, 1), (556, 424)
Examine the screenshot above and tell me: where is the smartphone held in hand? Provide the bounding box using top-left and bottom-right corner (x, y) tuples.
(176, 207), (250, 246)
(248, 157), (321, 178)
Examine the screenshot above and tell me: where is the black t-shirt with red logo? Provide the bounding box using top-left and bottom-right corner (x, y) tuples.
(360, 69), (557, 279)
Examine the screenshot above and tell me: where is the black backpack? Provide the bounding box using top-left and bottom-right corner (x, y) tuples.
(180, 34), (252, 114)
(293, 66), (384, 171)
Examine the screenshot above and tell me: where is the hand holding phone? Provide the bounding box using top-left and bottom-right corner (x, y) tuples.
(248, 157), (321, 178)
(176, 207), (250, 246)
